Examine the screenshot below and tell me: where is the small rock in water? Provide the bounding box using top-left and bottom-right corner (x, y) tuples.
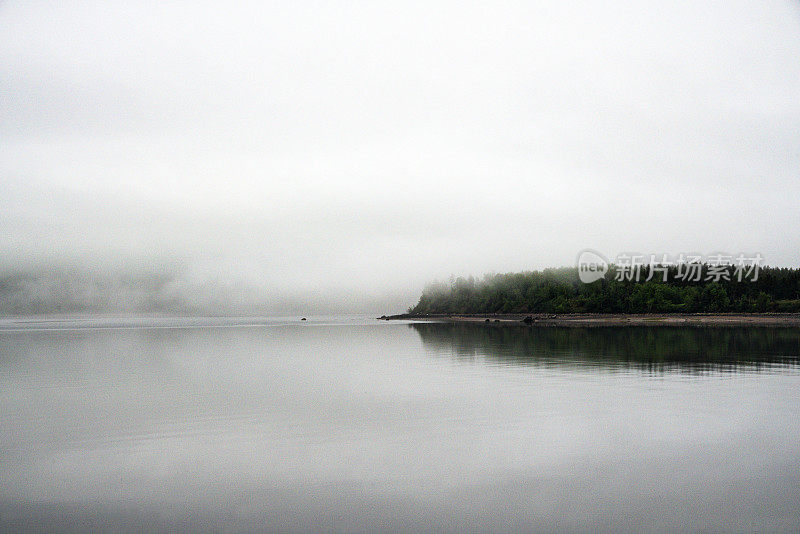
(301, 317), (307, 321)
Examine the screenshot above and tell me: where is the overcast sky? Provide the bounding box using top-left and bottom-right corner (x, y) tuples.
(2, 1), (800, 312)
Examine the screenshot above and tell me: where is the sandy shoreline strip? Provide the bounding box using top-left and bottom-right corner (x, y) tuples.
(379, 313), (800, 327)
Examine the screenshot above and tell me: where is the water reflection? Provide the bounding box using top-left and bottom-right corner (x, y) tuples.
(411, 323), (800, 372)
(2, 320), (800, 531)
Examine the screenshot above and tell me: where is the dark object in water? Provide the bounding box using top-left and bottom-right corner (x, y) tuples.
(301, 317), (307, 321)
(485, 318), (490, 322)
(494, 319), (500, 322)
(522, 316), (533, 325)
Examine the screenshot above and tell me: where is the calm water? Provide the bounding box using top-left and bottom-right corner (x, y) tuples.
(1, 317), (799, 532)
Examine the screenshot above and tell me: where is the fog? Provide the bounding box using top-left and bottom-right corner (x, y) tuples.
(2, 1), (800, 314)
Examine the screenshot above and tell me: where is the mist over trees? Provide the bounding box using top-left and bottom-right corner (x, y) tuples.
(409, 265), (800, 315)
(0, 267), (235, 315)
(0, 265), (406, 316)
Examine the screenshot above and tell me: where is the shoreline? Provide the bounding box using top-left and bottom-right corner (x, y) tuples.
(378, 313), (800, 327)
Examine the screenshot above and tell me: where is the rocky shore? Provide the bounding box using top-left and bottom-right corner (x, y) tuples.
(377, 313), (800, 327)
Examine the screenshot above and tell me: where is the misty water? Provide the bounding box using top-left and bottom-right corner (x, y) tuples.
(1, 317), (799, 532)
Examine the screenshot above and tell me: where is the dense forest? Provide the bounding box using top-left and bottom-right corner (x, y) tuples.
(409, 265), (800, 315)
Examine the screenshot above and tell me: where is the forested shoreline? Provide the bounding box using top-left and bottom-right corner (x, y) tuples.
(408, 265), (800, 315)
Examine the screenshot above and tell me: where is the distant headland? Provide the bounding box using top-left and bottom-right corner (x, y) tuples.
(381, 265), (800, 326)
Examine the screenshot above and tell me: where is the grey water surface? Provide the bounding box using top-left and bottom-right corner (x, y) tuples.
(1, 317), (799, 532)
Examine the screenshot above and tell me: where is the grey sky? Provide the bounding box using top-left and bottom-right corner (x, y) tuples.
(2, 1), (800, 312)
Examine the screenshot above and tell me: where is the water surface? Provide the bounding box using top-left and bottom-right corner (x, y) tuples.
(1, 317), (799, 532)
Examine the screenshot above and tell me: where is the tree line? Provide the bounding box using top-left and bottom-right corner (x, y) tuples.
(409, 265), (800, 315)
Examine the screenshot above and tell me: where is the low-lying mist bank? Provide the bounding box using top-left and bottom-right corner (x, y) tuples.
(0, 265), (410, 316)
